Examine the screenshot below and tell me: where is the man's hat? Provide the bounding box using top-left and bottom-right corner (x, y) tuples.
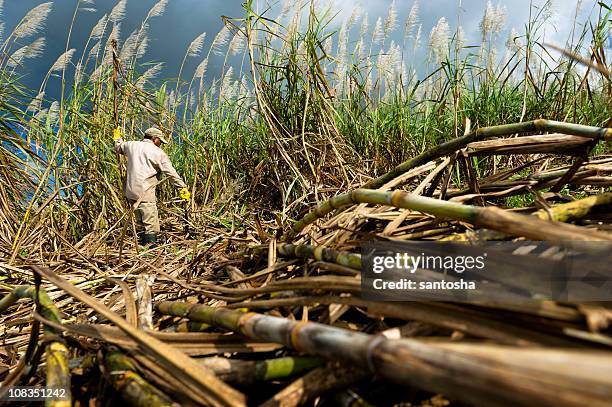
(144, 127), (168, 144)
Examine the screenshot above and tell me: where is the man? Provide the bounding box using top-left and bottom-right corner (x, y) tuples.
(113, 126), (190, 246)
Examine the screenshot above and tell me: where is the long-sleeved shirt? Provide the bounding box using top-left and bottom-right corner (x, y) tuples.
(114, 138), (186, 202)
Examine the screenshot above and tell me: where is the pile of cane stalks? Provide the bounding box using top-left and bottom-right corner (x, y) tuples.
(1, 119), (612, 407)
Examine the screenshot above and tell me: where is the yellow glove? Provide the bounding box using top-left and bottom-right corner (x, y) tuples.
(179, 187), (190, 201)
(112, 127), (121, 141)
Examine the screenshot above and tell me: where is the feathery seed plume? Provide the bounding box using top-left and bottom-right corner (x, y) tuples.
(231, 79), (240, 101)
(413, 24), (422, 53)
(194, 57), (208, 79)
(480, 0), (493, 40)
(404, 1), (419, 40)
(220, 66), (234, 101)
(109, 0), (127, 23)
(90, 14), (108, 41)
(188, 88), (196, 111)
(347, 6), (362, 29)
(120, 25), (148, 61)
(372, 17), (383, 46)
(135, 24), (149, 58)
(102, 23), (121, 67)
(48, 101), (59, 124)
(229, 32), (244, 56)
(13, 2), (52, 39)
(384, 0), (397, 37)
(34, 108), (48, 122)
(377, 46), (388, 77)
(383, 42), (404, 99)
(487, 46), (497, 72)
(74, 62), (83, 86)
(119, 28), (139, 61)
(359, 12), (369, 40)
(147, 0), (168, 19)
(198, 90), (209, 112)
(50, 49), (76, 72)
(280, 0), (291, 19)
(286, 12), (299, 42)
(480, 0), (506, 41)
(108, 22), (121, 43)
(166, 90), (176, 110)
(494, 3), (507, 31)
(238, 75), (249, 100)
(211, 25), (230, 56)
(429, 17), (449, 63)
(7, 37), (46, 67)
(136, 36), (148, 59)
(378, 41), (402, 83)
(136, 62), (163, 87)
(207, 79), (218, 102)
(355, 38), (365, 60)
(335, 22), (349, 84)
(187, 32), (206, 58)
(337, 21), (348, 54)
(27, 92), (45, 113)
(505, 27), (520, 52)
(391, 41), (402, 67)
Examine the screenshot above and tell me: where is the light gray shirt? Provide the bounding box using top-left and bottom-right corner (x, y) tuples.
(114, 138), (186, 202)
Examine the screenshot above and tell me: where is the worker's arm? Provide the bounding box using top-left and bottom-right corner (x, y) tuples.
(113, 127), (125, 154)
(157, 152), (187, 189)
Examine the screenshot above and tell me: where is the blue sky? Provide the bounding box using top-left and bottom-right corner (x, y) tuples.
(1, 0), (605, 100)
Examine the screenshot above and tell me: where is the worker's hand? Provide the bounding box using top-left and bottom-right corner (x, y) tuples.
(179, 187), (191, 201)
(112, 127), (121, 141)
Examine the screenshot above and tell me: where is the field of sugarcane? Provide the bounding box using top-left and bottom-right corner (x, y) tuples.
(1, 0), (612, 405)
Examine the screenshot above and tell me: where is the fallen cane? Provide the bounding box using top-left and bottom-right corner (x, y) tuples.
(183, 200), (191, 239)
